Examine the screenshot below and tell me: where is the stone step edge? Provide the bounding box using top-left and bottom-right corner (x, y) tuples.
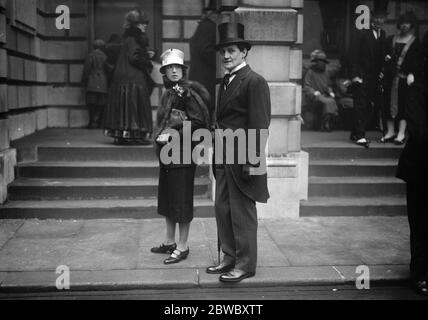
(301, 197), (406, 206)
(10, 177), (211, 187)
(308, 177), (404, 184)
(0, 265), (409, 293)
(0, 199), (214, 209)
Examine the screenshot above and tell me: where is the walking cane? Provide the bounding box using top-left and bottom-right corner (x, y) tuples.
(217, 232), (221, 264)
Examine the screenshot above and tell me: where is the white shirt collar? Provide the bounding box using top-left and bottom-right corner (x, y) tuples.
(226, 61), (247, 75)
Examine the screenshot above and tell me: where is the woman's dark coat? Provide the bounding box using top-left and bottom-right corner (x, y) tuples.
(103, 27), (154, 137)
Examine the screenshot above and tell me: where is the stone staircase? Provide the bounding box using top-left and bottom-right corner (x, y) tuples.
(300, 144), (407, 217)
(0, 141), (214, 219)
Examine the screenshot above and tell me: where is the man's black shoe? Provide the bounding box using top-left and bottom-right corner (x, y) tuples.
(219, 269), (255, 283)
(206, 262), (234, 274)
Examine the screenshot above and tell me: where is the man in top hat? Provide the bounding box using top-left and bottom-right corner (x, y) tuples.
(349, 1), (388, 147)
(206, 22), (271, 283)
(189, 0), (217, 125)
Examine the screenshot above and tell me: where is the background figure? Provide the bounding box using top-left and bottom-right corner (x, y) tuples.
(303, 50), (338, 132)
(396, 30), (428, 295)
(381, 11), (421, 145)
(81, 39), (108, 129)
(189, 0), (217, 125)
(104, 34), (122, 84)
(348, 5), (388, 147)
(103, 8), (154, 145)
(151, 49), (211, 265)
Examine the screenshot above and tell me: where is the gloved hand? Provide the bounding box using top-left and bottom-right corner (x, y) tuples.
(242, 165), (252, 181)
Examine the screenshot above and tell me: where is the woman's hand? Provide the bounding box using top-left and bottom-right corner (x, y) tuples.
(407, 73), (415, 86)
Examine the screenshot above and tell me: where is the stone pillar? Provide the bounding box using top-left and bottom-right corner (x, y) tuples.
(218, 0), (308, 219)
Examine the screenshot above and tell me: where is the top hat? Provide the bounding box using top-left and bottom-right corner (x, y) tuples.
(124, 8), (149, 26)
(160, 49), (188, 74)
(310, 49), (329, 63)
(215, 23), (252, 51)
(372, 0), (389, 17)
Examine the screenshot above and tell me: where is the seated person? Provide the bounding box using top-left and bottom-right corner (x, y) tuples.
(303, 50), (339, 131)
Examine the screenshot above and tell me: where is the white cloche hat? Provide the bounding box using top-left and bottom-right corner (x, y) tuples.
(160, 48), (188, 74)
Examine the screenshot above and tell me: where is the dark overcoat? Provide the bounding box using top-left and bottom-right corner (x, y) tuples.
(396, 82), (428, 184)
(349, 28), (387, 81)
(81, 49), (108, 94)
(215, 65), (271, 204)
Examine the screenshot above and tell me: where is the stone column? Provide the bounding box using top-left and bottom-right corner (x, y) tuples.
(217, 0), (308, 219)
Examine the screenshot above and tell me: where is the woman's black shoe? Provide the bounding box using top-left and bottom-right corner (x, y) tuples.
(379, 135), (396, 143)
(412, 280), (428, 296)
(164, 248), (189, 264)
(150, 243), (177, 254)
(393, 138), (406, 145)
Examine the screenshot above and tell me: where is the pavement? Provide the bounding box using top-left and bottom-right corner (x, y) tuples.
(0, 216), (411, 293)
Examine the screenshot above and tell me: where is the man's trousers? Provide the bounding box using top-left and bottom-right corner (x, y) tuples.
(215, 166), (258, 273)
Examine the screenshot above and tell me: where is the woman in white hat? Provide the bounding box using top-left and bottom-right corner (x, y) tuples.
(151, 49), (211, 264)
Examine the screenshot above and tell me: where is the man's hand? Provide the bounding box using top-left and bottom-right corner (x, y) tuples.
(314, 91), (321, 98)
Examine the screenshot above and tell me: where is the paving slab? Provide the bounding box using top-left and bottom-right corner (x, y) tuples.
(0, 220), (24, 248)
(279, 244), (365, 266)
(14, 220), (83, 239)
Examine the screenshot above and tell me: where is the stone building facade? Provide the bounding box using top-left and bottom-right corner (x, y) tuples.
(1, 0), (427, 217)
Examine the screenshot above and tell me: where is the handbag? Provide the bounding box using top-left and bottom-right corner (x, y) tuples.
(166, 108), (188, 129)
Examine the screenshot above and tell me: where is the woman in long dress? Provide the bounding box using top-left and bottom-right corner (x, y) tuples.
(150, 49), (211, 264)
(103, 8), (155, 145)
(381, 11), (423, 145)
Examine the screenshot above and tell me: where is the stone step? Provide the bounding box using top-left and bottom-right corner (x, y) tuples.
(8, 178), (210, 200)
(17, 161), (210, 179)
(304, 147), (403, 160)
(36, 146), (158, 162)
(300, 197), (406, 217)
(308, 177), (406, 197)
(309, 159), (399, 177)
(0, 199), (215, 220)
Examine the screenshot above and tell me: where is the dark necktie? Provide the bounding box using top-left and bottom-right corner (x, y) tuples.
(222, 72), (236, 89)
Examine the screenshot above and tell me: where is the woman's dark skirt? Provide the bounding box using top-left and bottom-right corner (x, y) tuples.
(157, 164), (196, 224)
(103, 82), (153, 139)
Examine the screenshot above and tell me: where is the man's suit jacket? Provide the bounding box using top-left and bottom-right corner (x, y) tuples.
(215, 65), (271, 203)
(349, 28), (387, 80)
